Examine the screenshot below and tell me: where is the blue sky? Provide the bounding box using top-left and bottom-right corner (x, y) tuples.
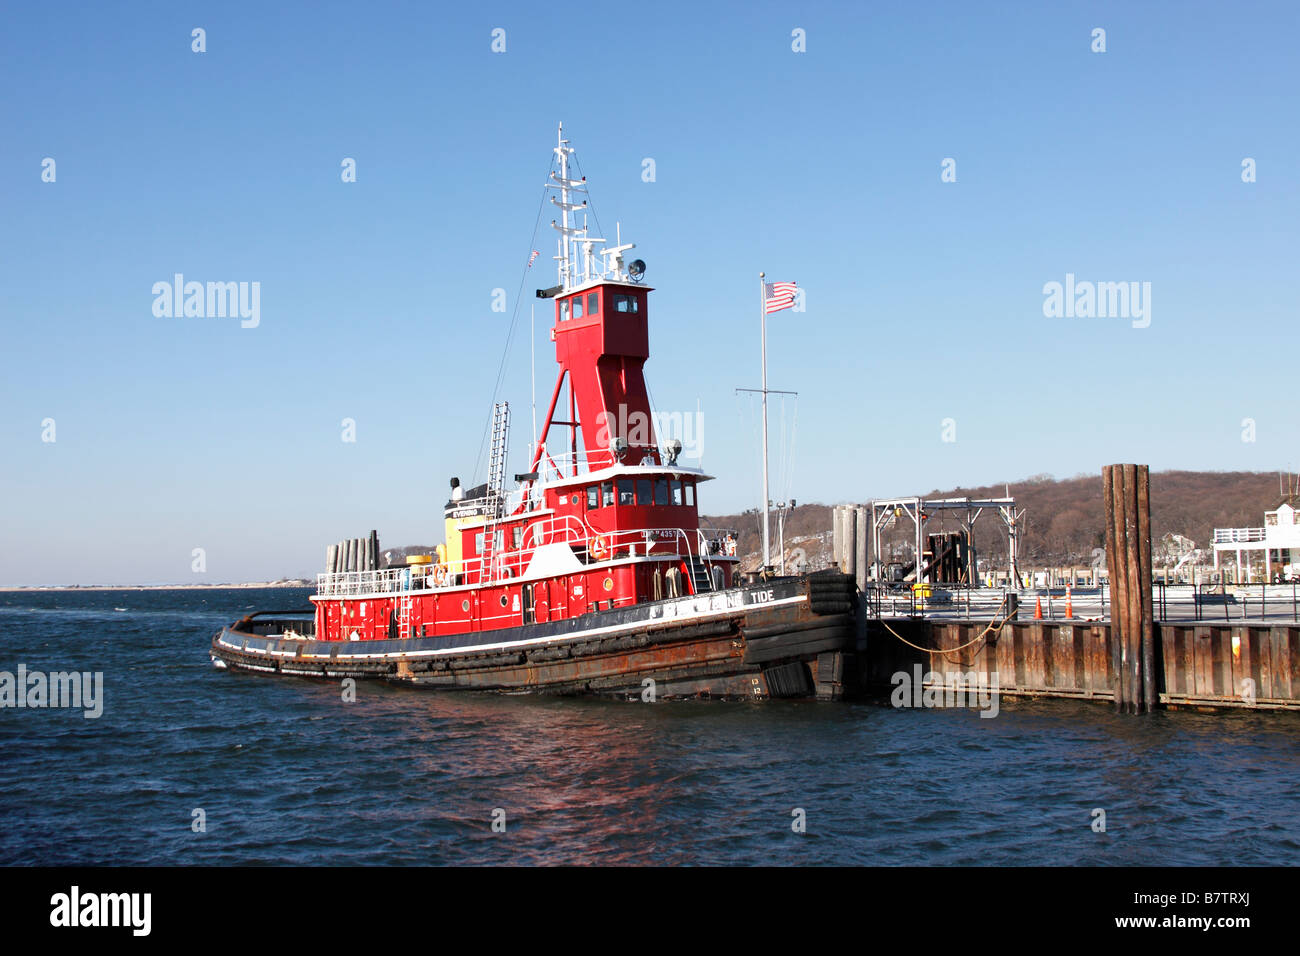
(2, 1), (1297, 585)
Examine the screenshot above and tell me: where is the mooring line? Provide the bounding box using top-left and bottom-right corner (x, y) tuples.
(878, 594), (1013, 666)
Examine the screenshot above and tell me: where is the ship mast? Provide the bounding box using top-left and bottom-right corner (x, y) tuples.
(523, 124), (642, 491)
(550, 124), (587, 292)
(760, 272), (771, 571)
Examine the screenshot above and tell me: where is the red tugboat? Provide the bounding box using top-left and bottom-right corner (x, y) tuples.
(211, 127), (856, 699)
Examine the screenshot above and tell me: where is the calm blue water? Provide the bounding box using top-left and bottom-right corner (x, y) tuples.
(1, 587), (1296, 866)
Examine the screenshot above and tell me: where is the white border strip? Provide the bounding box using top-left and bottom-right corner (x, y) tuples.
(220, 594), (807, 661)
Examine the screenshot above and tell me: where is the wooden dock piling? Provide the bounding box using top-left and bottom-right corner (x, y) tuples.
(1104, 463), (1156, 713)
(840, 507), (857, 578)
(855, 506), (869, 594)
(1136, 470), (1156, 712)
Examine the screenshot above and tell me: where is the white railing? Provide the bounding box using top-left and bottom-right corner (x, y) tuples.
(316, 518), (738, 598)
(535, 450), (618, 483)
(589, 526), (682, 562)
(1214, 527), (1266, 544)
(516, 513), (589, 567)
(532, 449), (706, 484)
(316, 566), (419, 597)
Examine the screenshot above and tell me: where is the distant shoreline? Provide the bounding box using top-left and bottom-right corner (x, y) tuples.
(0, 582), (313, 593)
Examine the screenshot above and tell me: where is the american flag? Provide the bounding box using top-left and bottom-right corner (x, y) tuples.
(527, 249), (540, 268)
(764, 280), (797, 314)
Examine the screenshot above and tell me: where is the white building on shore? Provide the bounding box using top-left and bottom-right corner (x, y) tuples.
(1212, 502), (1300, 582)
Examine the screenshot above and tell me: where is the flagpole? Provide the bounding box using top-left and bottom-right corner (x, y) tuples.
(759, 271), (770, 572)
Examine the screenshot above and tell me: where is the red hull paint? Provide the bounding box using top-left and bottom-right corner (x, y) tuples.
(314, 557), (733, 642)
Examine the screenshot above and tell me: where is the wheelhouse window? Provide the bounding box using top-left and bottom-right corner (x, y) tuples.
(559, 299), (570, 321)
(654, 479), (670, 506)
(587, 486), (599, 509)
(587, 292), (599, 316)
(475, 530), (504, 552)
(685, 482), (696, 507)
(671, 479), (684, 506)
(571, 295), (584, 319)
(618, 479), (635, 505)
(602, 481), (614, 507)
(636, 478), (653, 505)
(613, 293), (640, 314)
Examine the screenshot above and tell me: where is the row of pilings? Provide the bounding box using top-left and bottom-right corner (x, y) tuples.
(325, 530), (380, 575)
(830, 504), (869, 592)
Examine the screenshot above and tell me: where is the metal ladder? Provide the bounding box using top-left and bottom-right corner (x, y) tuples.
(398, 595), (411, 638)
(486, 402), (510, 518)
(480, 402), (510, 584)
(687, 555), (713, 594)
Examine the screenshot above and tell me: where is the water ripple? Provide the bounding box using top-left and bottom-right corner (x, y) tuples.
(0, 588), (1297, 864)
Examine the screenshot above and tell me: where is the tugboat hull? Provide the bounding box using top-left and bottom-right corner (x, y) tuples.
(210, 572), (857, 700)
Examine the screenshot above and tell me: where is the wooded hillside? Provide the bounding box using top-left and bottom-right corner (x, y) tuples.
(702, 471), (1292, 570)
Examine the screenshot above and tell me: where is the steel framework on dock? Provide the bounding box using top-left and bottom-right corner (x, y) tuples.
(868, 496), (1024, 584)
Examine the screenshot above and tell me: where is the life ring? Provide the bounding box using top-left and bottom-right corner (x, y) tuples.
(590, 537), (608, 560)
(432, 564), (450, 587)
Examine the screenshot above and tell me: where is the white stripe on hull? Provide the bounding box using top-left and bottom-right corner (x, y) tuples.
(220, 594), (807, 661)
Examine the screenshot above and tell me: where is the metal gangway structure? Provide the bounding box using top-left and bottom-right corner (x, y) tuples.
(867, 495), (1024, 585)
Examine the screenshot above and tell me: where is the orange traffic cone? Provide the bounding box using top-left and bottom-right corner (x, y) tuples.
(1034, 595), (1043, 619)
(1065, 588), (1073, 619)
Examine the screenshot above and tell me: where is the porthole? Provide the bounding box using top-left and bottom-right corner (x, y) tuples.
(571, 494), (579, 505)
(499, 594), (508, 608)
(461, 599), (470, 612)
(603, 577), (614, 592)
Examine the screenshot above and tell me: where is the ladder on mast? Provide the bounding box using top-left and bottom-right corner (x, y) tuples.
(481, 402), (510, 582)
